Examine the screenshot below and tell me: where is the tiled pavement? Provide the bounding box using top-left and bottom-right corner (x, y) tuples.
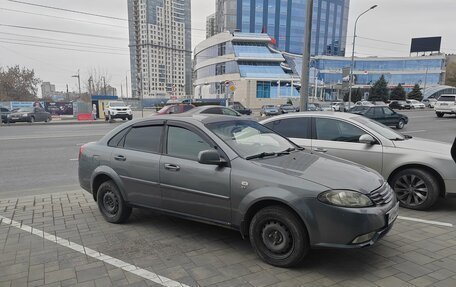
(1, 191), (456, 287)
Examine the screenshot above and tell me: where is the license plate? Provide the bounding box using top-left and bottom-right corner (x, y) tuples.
(387, 203), (399, 225)
(441, 103), (448, 106)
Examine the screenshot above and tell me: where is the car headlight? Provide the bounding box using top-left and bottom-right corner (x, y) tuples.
(318, 190), (374, 208)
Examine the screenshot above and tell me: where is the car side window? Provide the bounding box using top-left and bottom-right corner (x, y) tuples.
(365, 108), (374, 116)
(108, 128), (130, 148)
(315, 118), (365, 143)
(123, 125), (162, 153)
(266, 118), (310, 139)
(383, 107), (394, 116)
(167, 126), (211, 161)
(202, 107), (223, 115)
(374, 107), (384, 116)
(222, 108), (238, 116)
(183, 105), (193, 112)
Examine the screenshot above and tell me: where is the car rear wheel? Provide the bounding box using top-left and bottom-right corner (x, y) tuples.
(249, 206), (309, 267)
(97, 180), (132, 223)
(396, 119), (405, 129)
(436, 112), (444, 118)
(390, 168), (439, 210)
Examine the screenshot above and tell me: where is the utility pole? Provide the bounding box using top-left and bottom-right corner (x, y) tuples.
(126, 75), (129, 98)
(102, 77), (107, 95)
(72, 70), (81, 100)
(299, 0), (313, 112)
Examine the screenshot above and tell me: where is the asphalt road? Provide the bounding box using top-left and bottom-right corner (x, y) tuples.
(0, 110), (454, 199)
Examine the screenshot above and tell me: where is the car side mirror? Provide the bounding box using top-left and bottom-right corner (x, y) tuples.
(198, 149), (226, 166)
(359, 134), (376, 145)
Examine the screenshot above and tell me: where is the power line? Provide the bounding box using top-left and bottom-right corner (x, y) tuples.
(8, 0), (128, 21)
(0, 8), (128, 28)
(0, 40), (129, 56)
(0, 31), (128, 51)
(0, 23), (128, 41)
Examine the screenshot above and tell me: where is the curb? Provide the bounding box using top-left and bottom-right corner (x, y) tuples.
(0, 120), (120, 126)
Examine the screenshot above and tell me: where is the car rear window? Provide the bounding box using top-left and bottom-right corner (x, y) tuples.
(438, 96), (456, 102)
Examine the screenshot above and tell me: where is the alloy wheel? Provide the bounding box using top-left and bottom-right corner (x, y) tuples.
(394, 174), (428, 207)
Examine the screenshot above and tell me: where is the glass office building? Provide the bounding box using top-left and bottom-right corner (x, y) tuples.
(216, 0), (349, 55)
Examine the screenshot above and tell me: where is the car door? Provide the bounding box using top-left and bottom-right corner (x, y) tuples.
(109, 121), (163, 208)
(160, 122), (231, 224)
(382, 107), (398, 126)
(262, 117), (312, 149)
(312, 117), (383, 173)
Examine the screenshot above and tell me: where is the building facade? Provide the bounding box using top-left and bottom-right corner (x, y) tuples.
(214, 0), (349, 56)
(206, 13), (217, 38)
(128, 0), (192, 98)
(194, 32), (448, 108)
(41, 82), (56, 98)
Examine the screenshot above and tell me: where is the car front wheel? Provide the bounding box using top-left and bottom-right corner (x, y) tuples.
(390, 168), (439, 210)
(249, 206), (309, 267)
(97, 180), (132, 223)
(396, 119), (405, 129)
(436, 112), (444, 118)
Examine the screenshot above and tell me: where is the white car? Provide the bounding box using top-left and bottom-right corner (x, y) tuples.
(104, 101), (133, 121)
(355, 101), (374, 107)
(434, 94), (456, 118)
(422, 98), (437, 108)
(260, 112), (456, 210)
(407, 99), (425, 109)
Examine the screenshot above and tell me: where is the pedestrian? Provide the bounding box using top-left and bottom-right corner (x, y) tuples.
(452, 137), (456, 164)
(92, 104), (97, 120)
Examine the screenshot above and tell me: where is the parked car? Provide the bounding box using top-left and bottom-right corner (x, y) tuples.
(79, 115), (397, 267)
(104, 101), (133, 121)
(319, 103), (333, 111)
(260, 105), (280, 116)
(331, 102), (346, 112)
(350, 106), (408, 129)
(0, 106), (10, 123)
(261, 112), (456, 210)
(407, 99), (425, 109)
(389, 100), (411, 110)
(229, 102), (252, 115)
(7, 107), (51, 123)
(422, 98), (437, 108)
(354, 101), (374, 107)
(349, 106), (370, 113)
(183, 105), (242, 117)
(156, 104), (194, 115)
(278, 104), (298, 114)
(307, 103), (321, 111)
(434, 94), (456, 118)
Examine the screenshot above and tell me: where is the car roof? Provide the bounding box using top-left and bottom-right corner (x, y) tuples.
(137, 113), (253, 125)
(259, 111), (361, 122)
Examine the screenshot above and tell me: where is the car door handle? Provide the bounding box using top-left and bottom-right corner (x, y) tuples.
(114, 155), (126, 161)
(314, 148), (328, 153)
(164, 163), (180, 171)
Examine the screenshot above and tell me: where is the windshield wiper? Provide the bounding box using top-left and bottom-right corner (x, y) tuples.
(277, 147), (296, 156)
(391, 137), (405, 141)
(246, 152), (277, 160)
(404, 135), (413, 139)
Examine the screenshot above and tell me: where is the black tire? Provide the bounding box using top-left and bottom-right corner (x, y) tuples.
(45, 117), (52, 123)
(396, 119), (405, 129)
(249, 206), (309, 267)
(128, 115), (133, 120)
(96, 180), (132, 223)
(389, 168), (439, 210)
(436, 112), (444, 118)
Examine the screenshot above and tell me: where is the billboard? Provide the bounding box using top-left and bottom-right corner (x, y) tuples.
(410, 37), (442, 53)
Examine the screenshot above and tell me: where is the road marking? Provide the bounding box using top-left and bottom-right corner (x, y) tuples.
(0, 215), (191, 287)
(397, 216), (453, 227)
(403, 130), (427, 134)
(69, 158), (78, 161)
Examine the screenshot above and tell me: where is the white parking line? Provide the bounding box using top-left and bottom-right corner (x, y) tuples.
(397, 216), (453, 227)
(69, 158), (79, 161)
(403, 130), (427, 134)
(0, 215), (191, 287)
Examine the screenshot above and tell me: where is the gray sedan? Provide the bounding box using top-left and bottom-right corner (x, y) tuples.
(79, 115), (397, 267)
(261, 112), (456, 210)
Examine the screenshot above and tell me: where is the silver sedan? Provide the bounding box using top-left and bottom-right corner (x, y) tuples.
(261, 112), (456, 210)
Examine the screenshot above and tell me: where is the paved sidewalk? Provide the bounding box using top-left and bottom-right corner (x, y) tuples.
(1, 191), (456, 287)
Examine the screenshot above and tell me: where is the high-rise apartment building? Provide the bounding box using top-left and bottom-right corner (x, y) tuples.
(206, 13), (216, 38)
(128, 0), (192, 98)
(41, 82), (56, 98)
(213, 0), (349, 56)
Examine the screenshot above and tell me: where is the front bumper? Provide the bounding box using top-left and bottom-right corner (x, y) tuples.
(296, 195), (398, 249)
(7, 116), (30, 122)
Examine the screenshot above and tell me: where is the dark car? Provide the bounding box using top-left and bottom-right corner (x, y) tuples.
(79, 115), (397, 267)
(389, 100), (411, 110)
(350, 106), (408, 129)
(156, 104), (194, 115)
(278, 104), (297, 114)
(7, 107), (52, 123)
(1, 106), (10, 123)
(228, 102), (252, 115)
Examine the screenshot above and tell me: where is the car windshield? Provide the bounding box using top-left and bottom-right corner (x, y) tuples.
(16, 107), (33, 112)
(206, 120), (296, 159)
(264, 105), (275, 108)
(353, 116), (405, 140)
(110, 102), (126, 107)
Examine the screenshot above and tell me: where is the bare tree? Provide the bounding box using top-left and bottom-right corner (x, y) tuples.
(83, 68), (112, 96)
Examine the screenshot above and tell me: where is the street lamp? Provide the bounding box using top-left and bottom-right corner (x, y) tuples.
(348, 4), (378, 109)
(71, 70), (81, 100)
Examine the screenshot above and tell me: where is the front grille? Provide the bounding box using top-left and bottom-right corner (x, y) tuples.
(369, 183), (395, 206)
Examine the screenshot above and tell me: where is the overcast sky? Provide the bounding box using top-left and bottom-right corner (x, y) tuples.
(0, 0), (455, 97)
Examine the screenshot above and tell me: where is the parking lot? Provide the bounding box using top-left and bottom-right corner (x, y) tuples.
(0, 110), (455, 287)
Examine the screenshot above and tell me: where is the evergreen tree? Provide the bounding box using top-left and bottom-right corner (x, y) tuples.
(390, 83), (406, 100)
(407, 84), (423, 101)
(369, 75), (389, 102)
(343, 88), (363, 103)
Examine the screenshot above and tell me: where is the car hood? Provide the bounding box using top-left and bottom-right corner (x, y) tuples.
(9, 111), (30, 116)
(393, 137), (451, 156)
(251, 152), (383, 194)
